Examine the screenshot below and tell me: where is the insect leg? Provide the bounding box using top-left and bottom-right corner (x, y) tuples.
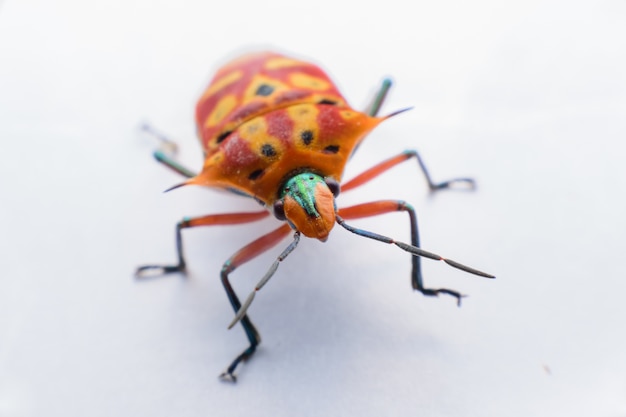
(141, 123), (198, 178)
(341, 150), (475, 193)
(337, 201), (494, 305)
(227, 232), (300, 330)
(219, 223), (293, 382)
(364, 78), (393, 117)
(135, 211), (270, 278)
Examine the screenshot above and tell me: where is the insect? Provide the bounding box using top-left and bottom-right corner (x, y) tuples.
(136, 51), (494, 382)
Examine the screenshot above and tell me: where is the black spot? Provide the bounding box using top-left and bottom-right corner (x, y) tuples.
(216, 130), (232, 144)
(255, 84), (274, 96)
(300, 130), (314, 145)
(318, 99), (337, 105)
(260, 144), (276, 157)
(248, 169), (264, 180)
(323, 145), (340, 154)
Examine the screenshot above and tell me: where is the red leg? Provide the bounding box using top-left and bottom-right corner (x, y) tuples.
(222, 223), (292, 272)
(341, 150), (475, 193)
(219, 223), (295, 382)
(183, 211), (269, 227)
(338, 200), (408, 219)
(136, 210), (270, 277)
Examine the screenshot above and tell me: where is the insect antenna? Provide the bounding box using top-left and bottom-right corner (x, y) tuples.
(336, 215), (494, 279)
(228, 232), (301, 329)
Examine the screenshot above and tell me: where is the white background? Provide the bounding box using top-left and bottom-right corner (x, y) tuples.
(1, 0), (625, 416)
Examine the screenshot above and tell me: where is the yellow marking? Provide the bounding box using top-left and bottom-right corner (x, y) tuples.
(243, 75), (288, 100)
(256, 139), (283, 160)
(244, 117), (267, 137)
(205, 95), (238, 127)
(287, 104), (321, 150)
(244, 121), (270, 147)
(202, 152), (223, 170)
(340, 110), (357, 120)
(265, 57), (303, 70)
(238, 117), (284, 160)
(289, 73), (330, 91)
(200, 70), (243, 101)
(292, 106), (312, 116)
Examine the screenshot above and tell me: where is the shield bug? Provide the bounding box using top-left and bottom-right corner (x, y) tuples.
(137, 52), (494, 381)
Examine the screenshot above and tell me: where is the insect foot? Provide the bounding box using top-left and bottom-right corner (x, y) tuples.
(134, 263), (186, 278)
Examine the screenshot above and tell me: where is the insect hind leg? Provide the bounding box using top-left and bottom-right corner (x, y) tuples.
(141, 123), (198, 178)
(365, 78), (393, 117)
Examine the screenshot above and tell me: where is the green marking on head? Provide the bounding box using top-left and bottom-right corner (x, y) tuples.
(281, 173), (325, 217)
(275, 172), (337, 241)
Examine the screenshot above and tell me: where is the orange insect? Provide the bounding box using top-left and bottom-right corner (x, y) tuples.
(137, 51), (494, 381)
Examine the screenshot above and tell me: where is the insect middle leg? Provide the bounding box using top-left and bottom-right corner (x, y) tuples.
(360, 78), (474, 191)
(338, 200), (464, 304)
(135, 211), (270, 277)
(219, 223), (293, 382)
(342, 150), (475, 193)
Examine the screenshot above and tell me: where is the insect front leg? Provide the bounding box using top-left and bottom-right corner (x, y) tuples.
(342, 150), (475, 193)
(135, 211), (270, 278)
(338, 201), (494, 305)
(218, 223), (293, 382)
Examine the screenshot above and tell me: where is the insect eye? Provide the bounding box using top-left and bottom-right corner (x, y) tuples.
(273, 199), (286, 221)
(324, 177), (340, 197)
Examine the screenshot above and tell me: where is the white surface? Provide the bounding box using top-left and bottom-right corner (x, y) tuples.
(1, 0), (625, 416)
